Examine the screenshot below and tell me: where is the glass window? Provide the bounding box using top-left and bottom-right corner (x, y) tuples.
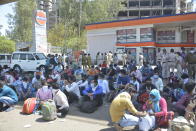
(28, 54), (35, 60)
(19, 54), (27, 60)
(12, 54), (20, 60)
(0, 55), (5, 60)
(6, 55), (11, 60)
(33, 53), (46, 60)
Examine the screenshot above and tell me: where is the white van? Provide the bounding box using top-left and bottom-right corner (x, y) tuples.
(10, 52), (47, 72)
(0, 54), (11, 67)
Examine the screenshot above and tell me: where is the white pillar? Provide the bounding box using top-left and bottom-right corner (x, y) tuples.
(175, 28), (181, 43)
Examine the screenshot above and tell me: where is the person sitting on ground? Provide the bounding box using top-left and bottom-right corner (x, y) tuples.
(50, 70), (61, 85)
(64, 76), (81, 103)
(77, 75), (89, 96)
(185, 82), (196, 130)
(117, 69), (130, 89)
(0, 80), (18, 112)
(181, 73), (192, 85)
(173, 82), (195, 116)
(36, 80), (53, 103)
(88, 65), (98, 79)
(52, 84), (69, 118)
(98, 74), (110, 96)
(32, 74), (42, 91)
(4, 70), (15, 86)
(64, 66), (72, 77)
(129, 75), (140, 93)
(140, 62), (153, 81)
(143, 89), (174, 128)
(54, 62), (63, 73)
(151, 73), (164, 93)
(167, 72), (179, 88)
(80, 79), (104, 107)
(15, 77), (34, 100)
(130, 66), (142, 83)
(74, 67), (84, 81)
(109, 86), (147, 129)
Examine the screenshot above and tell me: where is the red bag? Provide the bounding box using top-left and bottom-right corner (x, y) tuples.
(156, 111), (174, 127)
(22, 98), (37, 114)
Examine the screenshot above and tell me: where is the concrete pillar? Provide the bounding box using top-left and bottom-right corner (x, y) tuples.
(175, 28), (181, 43)
(136, 28), (140, 42)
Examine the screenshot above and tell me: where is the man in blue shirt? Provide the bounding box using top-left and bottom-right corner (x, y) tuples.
(0, 80), (18, 112)
(117, 69), (130, 89)
(81, 79), (103, 107)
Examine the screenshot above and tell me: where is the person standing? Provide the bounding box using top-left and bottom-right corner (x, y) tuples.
(82, 54), (88, 69)
(185, 48), (196, 80)
(107, 51), (113, 65)
(156, 48), (162, 65)
(139, 53), (144, 69)
(87, 54), (92, 69)
(167, 49), (177, 75)
(161, 49), (169, 79)
(113, 53), (118, 65)
(176, 52), (183, 79)
(122, 52), (127, 66)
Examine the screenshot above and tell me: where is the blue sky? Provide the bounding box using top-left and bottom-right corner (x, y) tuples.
(0, 2), (15, 35)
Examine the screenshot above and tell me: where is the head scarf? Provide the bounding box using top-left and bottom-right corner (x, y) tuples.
(149, 89), (161, 112)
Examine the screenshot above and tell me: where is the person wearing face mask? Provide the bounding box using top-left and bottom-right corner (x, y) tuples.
(185, 48), (196, 80)
(80, 79), (103, 107)
(151, 73), (164, 93)
(15, 77), (33, 101)
(117, 69), (130, 89)
(0, 80), (18, 112)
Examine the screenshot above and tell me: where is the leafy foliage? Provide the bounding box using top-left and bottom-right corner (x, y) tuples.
(0, 36), (15, 53)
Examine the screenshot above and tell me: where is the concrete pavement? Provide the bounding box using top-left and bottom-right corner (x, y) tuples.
(0, 103), (115, 131)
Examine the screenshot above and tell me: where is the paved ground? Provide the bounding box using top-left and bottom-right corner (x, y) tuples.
(0, 102), (116, 131)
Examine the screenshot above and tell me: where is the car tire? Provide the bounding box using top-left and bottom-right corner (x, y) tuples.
(13, 65), (22, 73)
(39, 65), (45, 72)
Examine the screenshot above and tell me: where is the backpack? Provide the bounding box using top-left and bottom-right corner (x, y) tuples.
(168, 117), (194, 131)
(22, 98), (37, 114)
(41, 100), (57, 121)
(80, 101), (97, 113)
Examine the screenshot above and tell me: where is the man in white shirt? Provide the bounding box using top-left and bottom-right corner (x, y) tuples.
(77, 75), (89, 95)
(98, 74), (110, 95)
(65, 76), (81, 103)
(53, 86), (69, 118)
(167, 49), (177, 74)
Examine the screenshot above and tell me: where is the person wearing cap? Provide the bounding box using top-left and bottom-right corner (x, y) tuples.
(110, 86), (147, 129)
(161, 49), (169, 79)
(167, 49), (177, 75)
(151, 73), (164, 93)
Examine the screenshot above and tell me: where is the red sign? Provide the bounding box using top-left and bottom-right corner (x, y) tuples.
(36, 11), (47, 26)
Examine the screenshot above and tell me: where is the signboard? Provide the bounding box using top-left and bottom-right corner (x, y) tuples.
(127, 29), (136, 43)
(117, 30), (127, 43)
(157, 30), (175, 43)
(187, 30), (194, 43)
(140, 28), (153, 42)
(32, 10), (48, 53)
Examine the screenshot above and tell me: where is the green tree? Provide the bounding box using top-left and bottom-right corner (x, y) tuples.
(49, 0), (124, 50)
(6, 0), (36, 42)
(0, 36), (15, 53)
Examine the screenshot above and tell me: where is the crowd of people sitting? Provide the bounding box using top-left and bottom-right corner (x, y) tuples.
(0, 50), (195, 131)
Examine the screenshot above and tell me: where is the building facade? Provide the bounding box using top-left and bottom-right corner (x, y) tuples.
(85, 12), (196, 65)
(119, 0), (194, 19)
